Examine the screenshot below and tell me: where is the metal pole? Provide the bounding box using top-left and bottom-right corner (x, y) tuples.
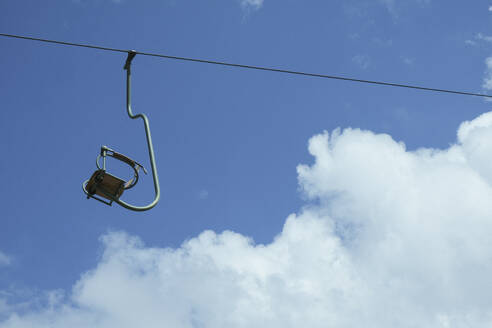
(113, 51), (161, 211)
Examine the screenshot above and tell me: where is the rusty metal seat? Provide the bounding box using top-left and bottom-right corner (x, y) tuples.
(83, 146), (147, 206)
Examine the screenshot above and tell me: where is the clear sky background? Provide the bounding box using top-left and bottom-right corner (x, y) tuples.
(2, 1), (492, 327)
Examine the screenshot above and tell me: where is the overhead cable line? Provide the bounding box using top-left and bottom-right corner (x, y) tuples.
(1, 32), (491, 99)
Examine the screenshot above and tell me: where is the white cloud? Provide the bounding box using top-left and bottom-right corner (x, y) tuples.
(477, 33), (492, 43)
(240, 0), (263, 10)
(0, 252), (10, 267)
(465, 33), (492, 47)
(489, 5), (492, 11)
(5, 112), (492, 327)
(0, 299), (11, 316)
(483, 57), (492, 90)
(465, 33), (492, 46)
(198, 189), (209, 200)
(372, 37), (393, 47)
(401, 56), (414, 65)
(352, 54), (371, 69)
(380, 0), (397, 17)
(378, 0), (430, 18)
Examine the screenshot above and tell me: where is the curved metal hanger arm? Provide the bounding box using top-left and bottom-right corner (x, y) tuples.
(113, 51), (161, 211)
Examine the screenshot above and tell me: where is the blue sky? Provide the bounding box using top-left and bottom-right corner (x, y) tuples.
(2, 1), (492, 327)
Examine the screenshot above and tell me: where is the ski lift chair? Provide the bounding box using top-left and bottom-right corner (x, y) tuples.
(84, 146), (147, 206)
(82, 51), (160, 211)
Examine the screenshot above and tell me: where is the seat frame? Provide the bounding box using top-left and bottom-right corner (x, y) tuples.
(82, 146), (146, 206)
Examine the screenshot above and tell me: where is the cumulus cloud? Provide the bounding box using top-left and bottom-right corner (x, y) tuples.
(4, 112), (492, 327)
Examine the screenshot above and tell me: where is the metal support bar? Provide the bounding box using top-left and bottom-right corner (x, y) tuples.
(111, 51), (160, 211)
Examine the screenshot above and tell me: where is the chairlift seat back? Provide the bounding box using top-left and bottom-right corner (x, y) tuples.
(85, 169), (125, 205)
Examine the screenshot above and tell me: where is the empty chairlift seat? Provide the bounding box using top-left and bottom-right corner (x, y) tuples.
(83, 146), (146, 206)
